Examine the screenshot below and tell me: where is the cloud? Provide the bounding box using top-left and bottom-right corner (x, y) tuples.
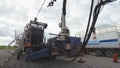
(96, 0), (120, 26)
(0, 37), (13, 45)
(0, 0), (120, 45)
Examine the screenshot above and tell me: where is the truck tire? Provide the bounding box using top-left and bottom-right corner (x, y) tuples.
(118, 51), (120, 59)
(85, 49), (89, 54)
(95, 50), (102, 56)
(105, 50), (113, 57)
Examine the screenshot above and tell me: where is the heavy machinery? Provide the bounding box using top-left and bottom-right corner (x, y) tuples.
(3, 0), (116, 63)
(15, 0), (116, 62)
(22, 18), (51, 61)
(16, 0), (82, 61)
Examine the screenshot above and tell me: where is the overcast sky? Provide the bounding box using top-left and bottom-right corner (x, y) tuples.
(0, 0), (120, 45)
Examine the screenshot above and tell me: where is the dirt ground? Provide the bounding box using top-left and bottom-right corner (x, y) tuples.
(0, 49), (120, 68)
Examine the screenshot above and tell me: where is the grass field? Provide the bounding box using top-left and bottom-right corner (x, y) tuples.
(0, 46), (16, 49)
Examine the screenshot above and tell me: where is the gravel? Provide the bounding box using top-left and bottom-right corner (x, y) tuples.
(0, 49), (120, 68)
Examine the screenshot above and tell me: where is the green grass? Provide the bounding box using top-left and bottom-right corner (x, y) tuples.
(0, 46), (16, 49)
(0, 46), (6, 49)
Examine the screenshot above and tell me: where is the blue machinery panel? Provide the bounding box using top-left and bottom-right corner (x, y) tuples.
(70, 37), (82, 46)
(26, 37), (82, 61)
(26, 48), (51, 61)
(62, 37), (82, 49)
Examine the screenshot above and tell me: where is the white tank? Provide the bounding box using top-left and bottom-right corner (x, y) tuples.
(86, 31), (120, 48)
(76, 24), (120, 49)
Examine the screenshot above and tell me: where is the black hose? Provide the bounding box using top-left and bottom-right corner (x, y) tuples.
(70, 0), (95, 62)
(81, 2), (102, 50)
(80, 0), (116, 53)
(71, 0), (110, 62)
(82, 0), (94, 50)
(63, 0), (67, 15)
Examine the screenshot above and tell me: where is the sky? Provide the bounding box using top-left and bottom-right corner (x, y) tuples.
(0, 0), (120, 45)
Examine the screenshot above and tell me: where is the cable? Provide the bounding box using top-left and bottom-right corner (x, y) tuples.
(82, 0), (94, 50)
(36, 0), (47, 18)
(70, 0), (95, 62)
(71, 0), (115, 62)
(81, 0), (115, 51)
(47, 0), (57, 7)
(81, 1), (102, 51)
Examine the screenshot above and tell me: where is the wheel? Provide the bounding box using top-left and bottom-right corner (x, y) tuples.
(105, 50), (113, 57)
(95, 50), (102, 56)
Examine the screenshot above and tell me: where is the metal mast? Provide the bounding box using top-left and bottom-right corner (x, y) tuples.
(58, 0), (70, 41)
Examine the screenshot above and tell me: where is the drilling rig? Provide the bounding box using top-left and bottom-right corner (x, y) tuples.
(14, 0), (116, 62)
(15, 0), (82, 61)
